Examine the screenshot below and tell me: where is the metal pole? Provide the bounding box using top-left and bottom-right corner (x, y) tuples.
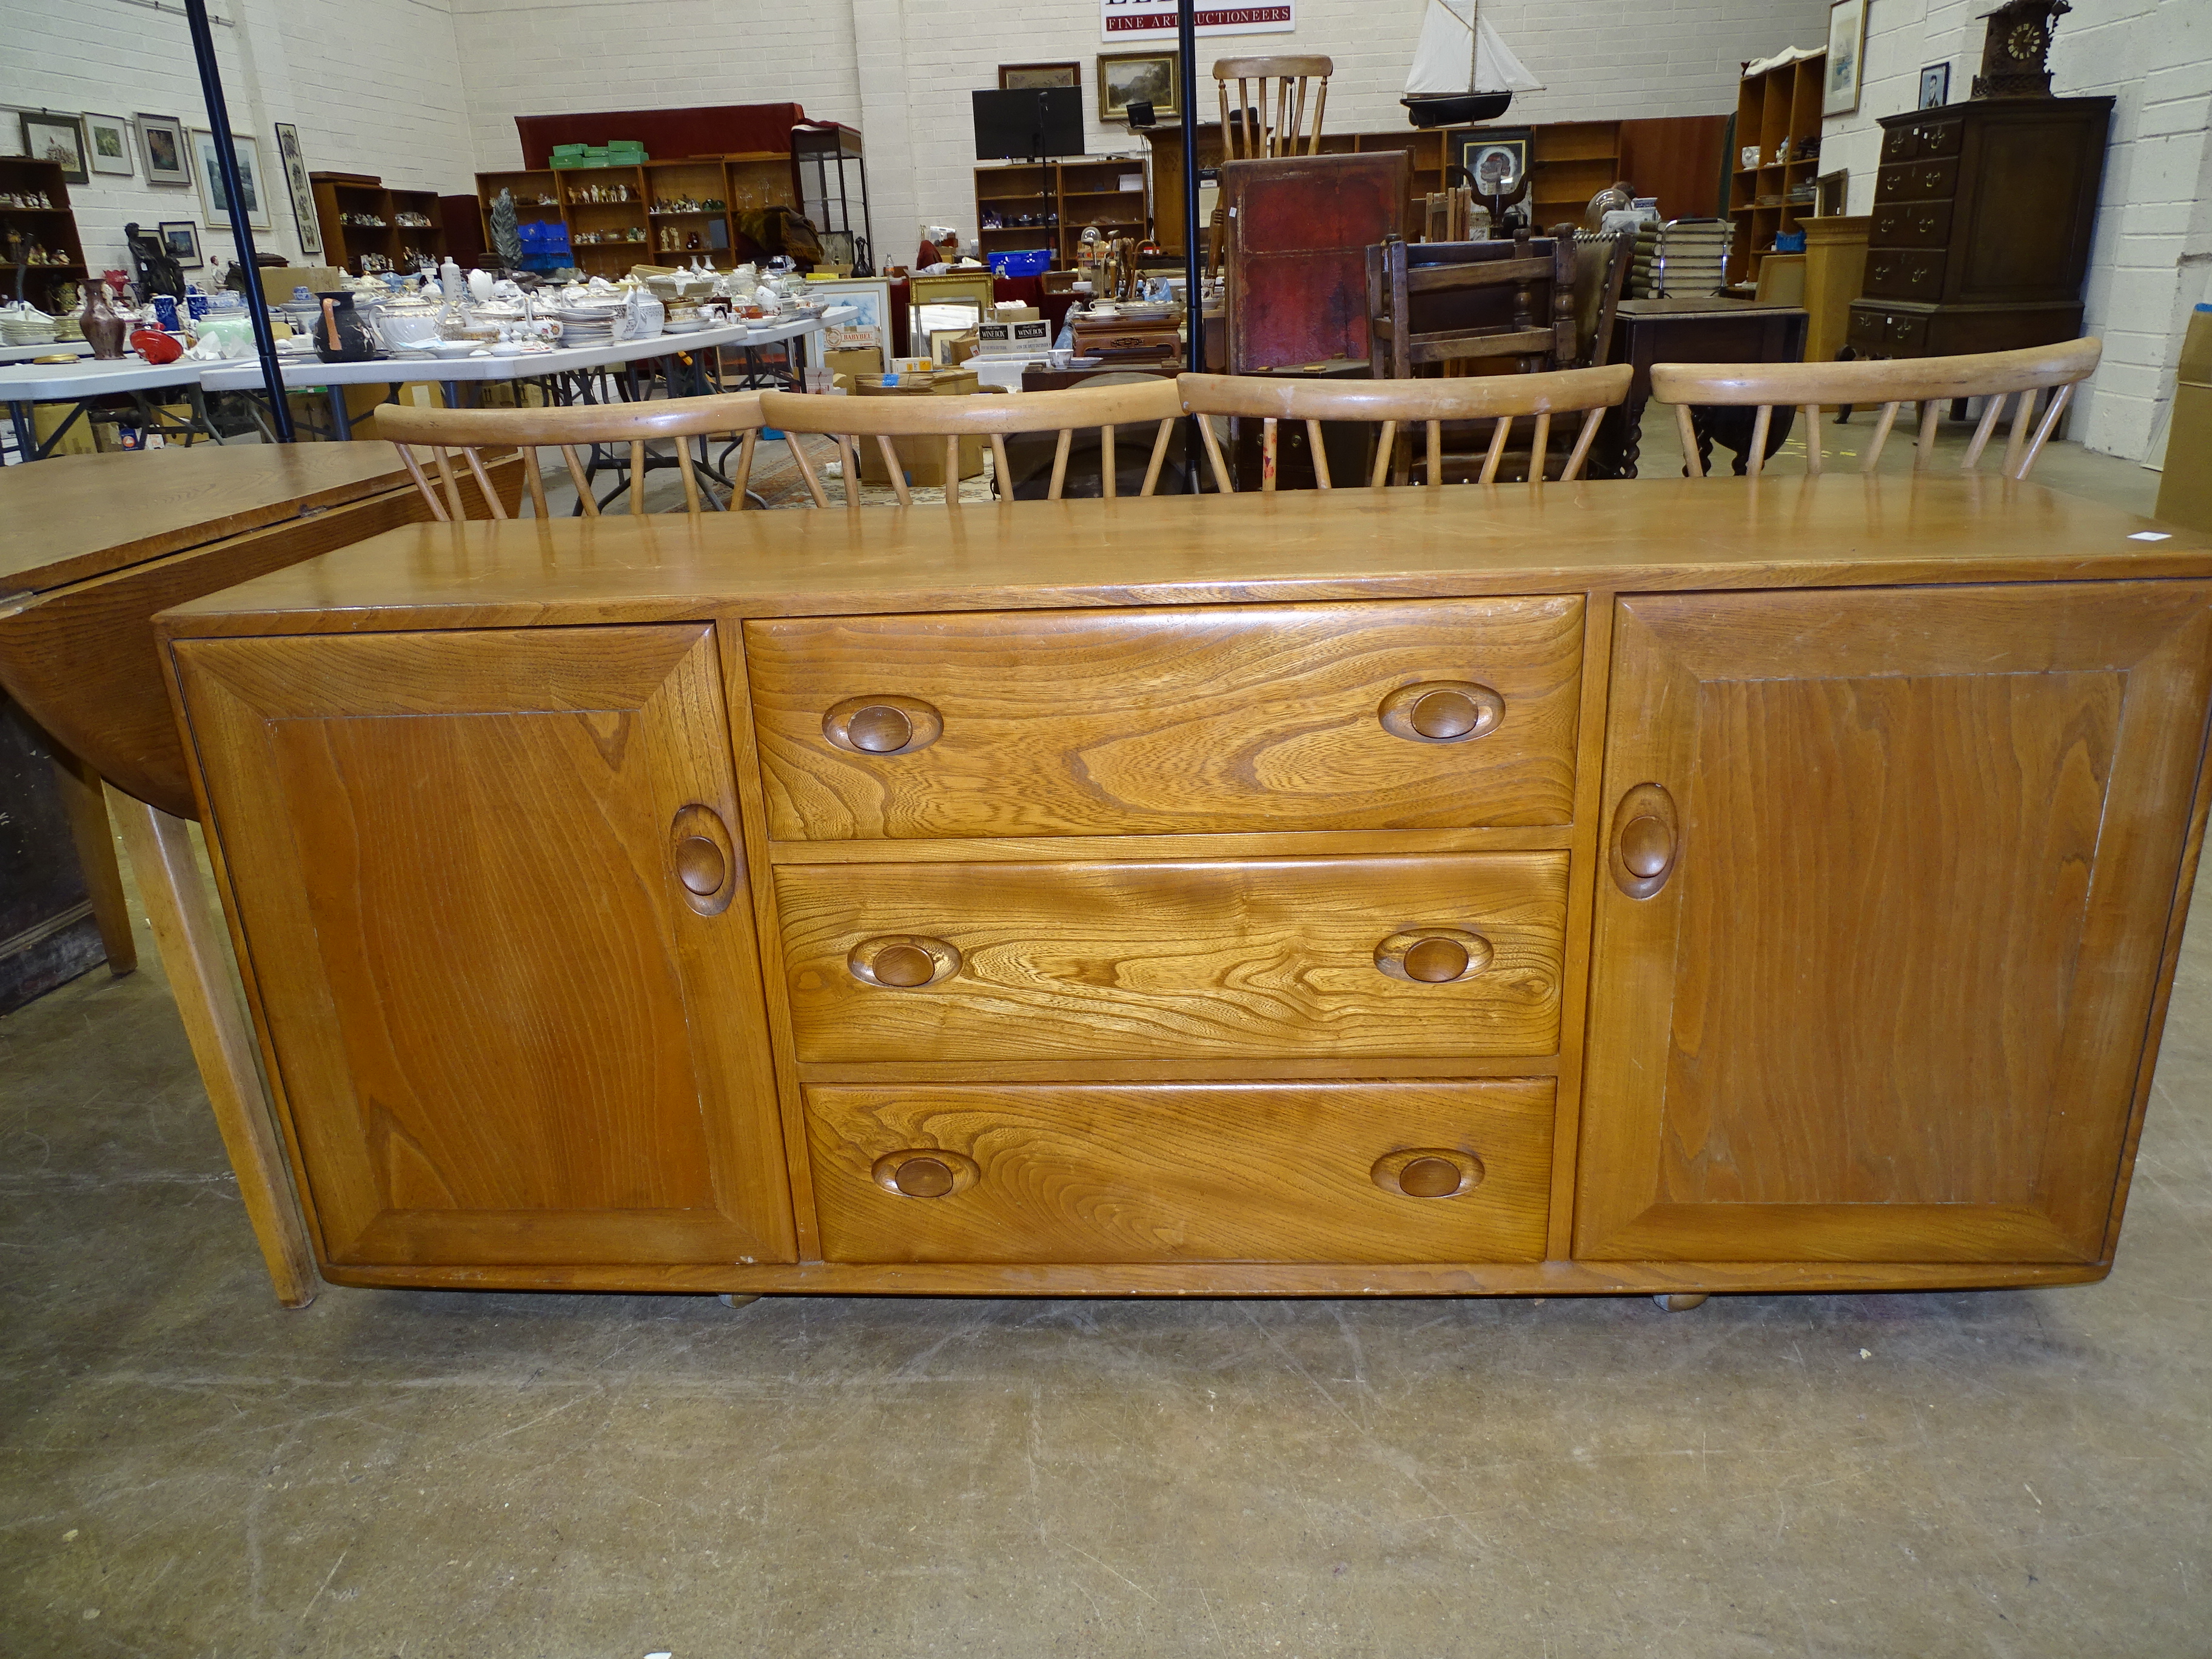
(1178, 0), (1204, 489)
(184, 0), (294, 441)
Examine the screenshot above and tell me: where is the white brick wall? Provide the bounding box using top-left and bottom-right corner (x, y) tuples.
(3, 0), (474, 279)
(1822, 0), (2212, 461)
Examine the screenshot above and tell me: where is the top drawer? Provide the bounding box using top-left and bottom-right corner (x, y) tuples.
(745, 598), (1584, 839)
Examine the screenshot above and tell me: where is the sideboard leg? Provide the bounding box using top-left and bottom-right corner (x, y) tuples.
(1654, 1292), (1710, 1312)
(50, 748), (136, 977)
(111, 791), (319, 1310)
(719, 1293), (762, 1310)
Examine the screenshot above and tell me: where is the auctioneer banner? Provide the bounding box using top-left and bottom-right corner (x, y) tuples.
(1102, 0), (1295, 39)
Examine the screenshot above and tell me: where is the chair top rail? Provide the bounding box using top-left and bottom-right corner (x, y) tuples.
(1213, 55), (1333, 78)
(1178, 364), (1632, 423)
(377, 391), (766, 449)
(759, 380), (1184, 438)
(1649, 337), (2102, 409)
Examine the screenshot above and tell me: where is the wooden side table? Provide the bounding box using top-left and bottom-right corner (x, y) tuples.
(1591, 298), (1809, 478)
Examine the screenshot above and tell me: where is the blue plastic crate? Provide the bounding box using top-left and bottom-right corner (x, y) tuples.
(988, 248), (1051, 278)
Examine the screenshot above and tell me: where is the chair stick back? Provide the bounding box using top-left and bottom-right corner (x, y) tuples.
(1178, 364), (1631, 492)
(378, 392), (769, 518)
(757, 381), (1186, 507)
(1649, 337), (2100, 481)
(1214, 56), (1334, 159)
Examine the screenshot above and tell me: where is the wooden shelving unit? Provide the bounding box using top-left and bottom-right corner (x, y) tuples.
(477, 154), (797, 272)
(310, 171), (450, 275)
(1726, 51), (1826, 287)
(0, 158), (87, 313)
(974, 159), (1150, 267)
(1531, 121), (1624, 230)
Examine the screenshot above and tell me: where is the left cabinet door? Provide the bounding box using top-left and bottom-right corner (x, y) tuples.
(174, 625), (796, 1269)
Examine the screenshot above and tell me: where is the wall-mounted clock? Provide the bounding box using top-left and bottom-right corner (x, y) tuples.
(1972, 0), (2069, 98)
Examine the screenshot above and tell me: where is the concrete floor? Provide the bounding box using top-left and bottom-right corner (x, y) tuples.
(3, 439), (2202, 1657)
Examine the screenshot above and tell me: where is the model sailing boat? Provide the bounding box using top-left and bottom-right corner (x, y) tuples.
(1403, 0), (1545, 127)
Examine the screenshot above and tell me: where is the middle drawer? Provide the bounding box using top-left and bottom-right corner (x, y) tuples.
(777, 854), (1568, 1062)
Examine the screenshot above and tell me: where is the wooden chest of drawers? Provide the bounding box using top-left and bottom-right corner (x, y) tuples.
(158, 483), (2212, 1301)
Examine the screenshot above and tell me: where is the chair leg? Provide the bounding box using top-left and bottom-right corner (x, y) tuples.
(50, 748), (135, 976)
(110, 791), (319, 1309)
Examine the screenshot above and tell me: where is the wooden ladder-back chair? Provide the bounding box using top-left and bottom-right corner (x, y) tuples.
(1367, 232), (1578, 378)
(1651, 337), (2101, 481)
(378, 393), (769, 518)
(756, 381), (1187, 508)
(1214, 56), (1333, 159)
(1179, 364), (1631, 491)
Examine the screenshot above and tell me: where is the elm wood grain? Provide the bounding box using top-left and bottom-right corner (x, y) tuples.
(0, 454), (520, 818)
(149, 481), (2212, 642)
(169, 625), (796, 1269)
(0, 444), (415, 600)
(794, 1055), (1564, 1084)
(775, 854), (1567, 1064)
(804, 1081), (1550, 1264)
(745, 600), (1584, 839)
(766, 828), (1575, 863)
(315, 1256), (2112, 1296)
(1577, 581), (2212, 1264)
(109, 793), (317, 1307)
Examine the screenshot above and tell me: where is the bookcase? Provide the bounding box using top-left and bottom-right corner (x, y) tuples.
(1724, 51), (1826, 287)
(309, 172), (449, 275)
(476, 155), (797, 273)
(0, 158), (87, 314)
(975, 159), (1151, 267)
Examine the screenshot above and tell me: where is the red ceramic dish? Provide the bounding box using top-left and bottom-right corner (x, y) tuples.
(132, 329), (183, 364)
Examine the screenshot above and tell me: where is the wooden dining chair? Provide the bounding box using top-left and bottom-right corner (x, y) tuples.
(1649, 337), (2102, 481)
(1178, 363), (1632, 491)
(756, 380), (1187, 508)
(1215, 56), (1333, 159)
(377, 392), (770, 518)
(1367, 232), (1579, 378)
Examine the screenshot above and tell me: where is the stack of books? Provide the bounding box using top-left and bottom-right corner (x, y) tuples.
(1632, 219), (1729, 299)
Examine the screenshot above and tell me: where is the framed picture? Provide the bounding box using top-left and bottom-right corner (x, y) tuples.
(1455, 129), (1533, 202)
(136, 113), (190, 187)
(190, 128), (272, 231)
(1098, 50), (1179, 122)
(273, 121), (320, 255)
(1001, 62), (1081, 91)
(1919, 62), (1952, 109)
(22, 113), (88, 184)
(0, 111), (22, 158)
(84, 113), (134, 177)
(808, 274), (894, 350)
(158, 221), (203, 269)
(1824, 0), (1869, 118)
(1816, 167), (1849, 215)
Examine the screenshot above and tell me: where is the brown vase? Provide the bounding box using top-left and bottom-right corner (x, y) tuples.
(78, 281), (126, 360)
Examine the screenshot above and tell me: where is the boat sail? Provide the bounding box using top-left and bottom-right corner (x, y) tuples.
(1404, 0), (1544, 127)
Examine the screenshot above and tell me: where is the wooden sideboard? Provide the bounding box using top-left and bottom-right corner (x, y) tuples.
(156, 481), (2212, 1301)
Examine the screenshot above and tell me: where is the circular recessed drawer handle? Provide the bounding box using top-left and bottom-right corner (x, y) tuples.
(823, 694), (943, 757)
(848, 934), (962, 988)
(667, 803), (738, 917)
(1609, 782), (1680, 900)
(1373, 927), (1494, 984)
(873, 1148), (979, 1198)
(1377, 680), (1504, 744)
(1372, 1147), (1485, 1199)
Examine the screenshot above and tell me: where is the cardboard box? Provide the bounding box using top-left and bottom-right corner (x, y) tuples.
(260, 265), (346, 297)
(2156, 306), (2212, 534)
(976, 317), (1053, 357)
(823, 345), (883, 381)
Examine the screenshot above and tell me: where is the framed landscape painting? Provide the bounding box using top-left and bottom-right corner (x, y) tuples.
(191, 128), (272, 231)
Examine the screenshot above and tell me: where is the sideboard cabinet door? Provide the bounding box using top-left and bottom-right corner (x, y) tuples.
(173, 625), (796, 1269)
(1579, 583), (2212, 1264)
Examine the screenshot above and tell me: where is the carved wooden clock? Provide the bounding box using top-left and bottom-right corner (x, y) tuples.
(1971, 0), (2069, 98)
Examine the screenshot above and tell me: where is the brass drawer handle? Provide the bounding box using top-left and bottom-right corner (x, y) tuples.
(848, 934), (961, 988)
(1610, 782), (1680, 900)
(1373, 1147), (1484, 1199)
(1374, 928), (1494, 983)
(823, 694), (943, 756)
(667, 803), (737, 917)
(873, 1148), (979, 1198)
(1377, 680), (1504, 744)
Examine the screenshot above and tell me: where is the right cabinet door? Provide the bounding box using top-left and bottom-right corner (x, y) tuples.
(1579, 583), (2212, 1263)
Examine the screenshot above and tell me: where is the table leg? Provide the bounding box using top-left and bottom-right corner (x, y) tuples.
(327, 383), (352, 440)
(7, 398), (33, 461)
(110, 790), (318, 1309)
(50, 748), (136, 977)
(441, 380), (461, 409)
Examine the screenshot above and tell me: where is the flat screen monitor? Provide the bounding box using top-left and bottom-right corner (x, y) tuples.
(971, 88), (1084, 161)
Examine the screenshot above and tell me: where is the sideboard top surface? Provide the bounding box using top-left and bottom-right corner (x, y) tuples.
(156, 477), (2212, 637)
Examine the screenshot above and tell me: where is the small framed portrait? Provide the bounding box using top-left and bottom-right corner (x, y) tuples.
(1825, 0), (1870, 118)
(191, 128), (272, 231)
(1918, 62), (1952, 109)
(1455, 129), (1532, 201)
(1000, 62), (1080, 91)
(136, 113), (191, 187)
(1098, 50), (1180, 122)
(159, 220), (203, 269)
(22, 113), (88, 184)
(84, 113), (135, 177)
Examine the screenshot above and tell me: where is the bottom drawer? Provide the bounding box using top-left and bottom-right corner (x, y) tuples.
(806, 1081), (1553, 1264)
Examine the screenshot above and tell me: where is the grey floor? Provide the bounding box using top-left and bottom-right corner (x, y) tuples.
(2, 437), (2199, 1658)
